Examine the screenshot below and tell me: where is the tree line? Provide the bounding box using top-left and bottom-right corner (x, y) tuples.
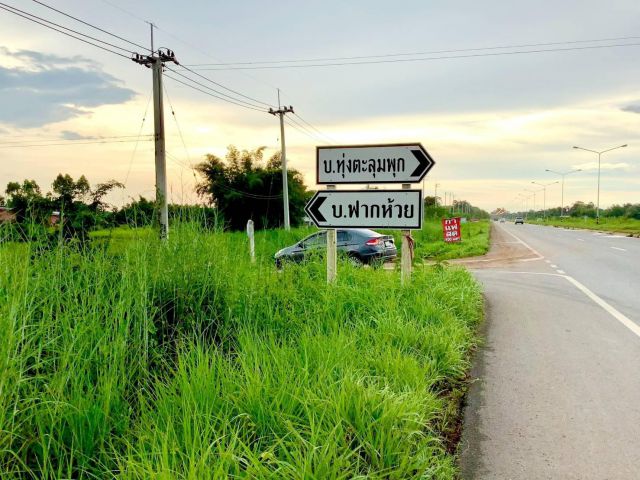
(1, 146), (311, 239)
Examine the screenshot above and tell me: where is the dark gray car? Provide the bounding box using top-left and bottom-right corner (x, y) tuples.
(274, 229), (397, 268)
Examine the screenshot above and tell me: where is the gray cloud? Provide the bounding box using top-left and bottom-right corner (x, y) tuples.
(60, 130), (95, 140)
(0, 49), (136, 128)
(621, 104), (640, 114)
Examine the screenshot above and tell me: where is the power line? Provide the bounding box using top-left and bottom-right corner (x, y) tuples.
(163, 73), (267, 112)
(0, 139), (152, 148)
(30, 0), (150, 52)
(188, 41), (640, 70)
(291, 112), (335, 144)
(178, 64), (275, 108)
(285, 116), (330, 145)
(0, 134), (153, 146)
(164, 67), (268, 110)
(123, 94), (153, 186)
(283, 117), (327, 144)
(184, 34), (640, 66)
(0, 3), (131, 58)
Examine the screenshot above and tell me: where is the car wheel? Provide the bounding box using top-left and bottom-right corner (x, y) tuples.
(348, 254), (364, 267)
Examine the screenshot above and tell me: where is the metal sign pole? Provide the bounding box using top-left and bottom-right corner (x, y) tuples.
(326, 185), (337, 283)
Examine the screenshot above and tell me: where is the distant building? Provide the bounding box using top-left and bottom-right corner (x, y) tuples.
(0, 207), (16, 223)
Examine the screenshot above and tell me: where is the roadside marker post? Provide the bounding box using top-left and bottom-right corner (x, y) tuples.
(306, 143), (435, 284)
(246, 219), (255, 263)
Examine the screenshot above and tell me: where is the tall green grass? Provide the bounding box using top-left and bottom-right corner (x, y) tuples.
(527, 216), (640, 235)
(0, 222), (483, 479)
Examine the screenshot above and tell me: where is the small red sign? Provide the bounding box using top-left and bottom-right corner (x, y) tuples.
(442, 217), (461, 243)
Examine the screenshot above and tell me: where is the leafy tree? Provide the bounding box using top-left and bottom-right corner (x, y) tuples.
(195, 146), (310, 230)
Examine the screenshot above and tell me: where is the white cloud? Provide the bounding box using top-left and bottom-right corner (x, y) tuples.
(571, 162), (630, 172)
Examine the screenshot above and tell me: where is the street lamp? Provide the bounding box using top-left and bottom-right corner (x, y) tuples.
(545, 168), (582, 217)
(572, 144), (627, 223)
(531, 181), (559, 219)
(524, 188), (542, 215)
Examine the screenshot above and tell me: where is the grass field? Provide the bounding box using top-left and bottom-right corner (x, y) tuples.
(527, 217), (640, 236)
(1, 222), (485, 479)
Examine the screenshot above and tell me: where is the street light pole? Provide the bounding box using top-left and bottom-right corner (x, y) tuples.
(545, 168), (582, 217)
(531, 181), (559, 219)
(572, 144), (627, 224)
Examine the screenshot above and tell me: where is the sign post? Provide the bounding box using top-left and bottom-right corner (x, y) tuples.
(317, 143), (434, 185)
(308, 143), (435, 284)
(305, 190), (423, 229)
(326, 185), (337, 283)
(246, 219), (255, 262)
(401, 183), (413, 285)
(442, 217), (462, 243)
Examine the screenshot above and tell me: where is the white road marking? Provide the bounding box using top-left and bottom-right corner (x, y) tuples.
(545, 260), (551, 264)
(550, 264), (558, 268)
(577, 238), (584, 242)
(564, 276), (640, 340)
(498, 225), (545, 261)
(611, 247), (627, 252)
(556, 270), (566, 274)
(473, 270), (640, 341)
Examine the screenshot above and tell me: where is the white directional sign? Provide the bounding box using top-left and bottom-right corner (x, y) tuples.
(304, 189), (422, 229)
(317, 143), (435, 184)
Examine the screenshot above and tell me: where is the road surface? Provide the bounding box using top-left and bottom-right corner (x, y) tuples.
(459, 222), (640, 479)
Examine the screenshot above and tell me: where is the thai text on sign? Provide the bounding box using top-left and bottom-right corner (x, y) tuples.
(442, 217), (461, 243)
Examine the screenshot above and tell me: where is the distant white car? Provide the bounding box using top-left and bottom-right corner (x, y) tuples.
(515, 216), (524, 225)
(499, 218), (505, 223)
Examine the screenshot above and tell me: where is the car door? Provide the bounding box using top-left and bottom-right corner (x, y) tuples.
(301, 231), (327, 260)
(337, 230), (355, 254)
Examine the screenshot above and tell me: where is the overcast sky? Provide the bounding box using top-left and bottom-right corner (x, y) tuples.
(1, 0), (639, 211)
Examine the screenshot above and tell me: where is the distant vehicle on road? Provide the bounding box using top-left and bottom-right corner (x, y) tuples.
(499, 218), (506, 223)
(515, 216), (524, 225)
(274, 228), (397, 268)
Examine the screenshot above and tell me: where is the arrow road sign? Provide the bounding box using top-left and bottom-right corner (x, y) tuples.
(317, 143), (435, 184)
(304, 189), (422, 229)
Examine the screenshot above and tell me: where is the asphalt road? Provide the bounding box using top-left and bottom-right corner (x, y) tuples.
(459, 222), (640, 479)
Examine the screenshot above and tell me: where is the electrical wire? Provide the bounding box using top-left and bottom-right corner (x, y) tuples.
(30, 0), (150, 52)
(0, 2), (135, 55)
(285, 116), (330, 145)
(0, 139), (152, 148)
(184, 34), (640, 66)
(123, 94), (153, 186)
(283, 117), (328, 145)
(163, 73), (267, 112)
(292, 112), (335, 143)
(165, 67), (268, 110)
(0, 3), (131, 58)
(188, 41), (640, 70)
(178, 64), (275, 108)
(0, 134), (153, 146)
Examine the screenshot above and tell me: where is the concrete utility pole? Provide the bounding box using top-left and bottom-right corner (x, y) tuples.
(269, 95), (294, 230)
(132, 27), (178, 240)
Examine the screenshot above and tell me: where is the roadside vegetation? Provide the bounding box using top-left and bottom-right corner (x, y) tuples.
(527, 216), (640, 236)
(0, 219), (484, 479)
(501, 200), (640, 236)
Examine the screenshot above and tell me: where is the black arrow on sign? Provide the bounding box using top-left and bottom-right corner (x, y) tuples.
(409, 147), (435, 180)
(305, 193), (327, 223)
